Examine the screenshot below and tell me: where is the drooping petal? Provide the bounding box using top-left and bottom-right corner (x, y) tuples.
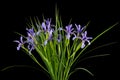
(65, 24), (74, 39)
(81, 41), (85, 48)
(80, 31), (92, 48)
(72, 34), (77, 40)
(58, 27), (63, 31)
(66, 33), (70, 39)
(17, 44), (21, 50)
(14, 40), (20, 43)
(36, 30), (41, 35)
(44, 40), (48, 45)
(20, 36), (23, 43)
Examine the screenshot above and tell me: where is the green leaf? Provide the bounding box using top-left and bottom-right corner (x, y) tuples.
(1, 65), (41, 72)
(79, 54), (110, 62)
(69, 67), (94, 78)
(84, 42), (117, 55)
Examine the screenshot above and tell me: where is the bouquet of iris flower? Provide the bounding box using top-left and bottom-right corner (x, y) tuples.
(2, 9), (117, 80)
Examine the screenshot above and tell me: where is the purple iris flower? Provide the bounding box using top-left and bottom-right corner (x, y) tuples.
(26, 28), (35, 36)
(41, 18), (51, 32)
(14, 36), (24, 50)
(26, 29), (35, 53)
(81, 31), (92, 48)
(48, 29), (53, 40)
(72, 24), (85, 40)
(65, 24), (74, 39)
(41, 19), (55, 45)
(75, 24), (85, 33)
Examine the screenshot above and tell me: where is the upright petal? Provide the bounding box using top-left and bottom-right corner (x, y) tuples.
(42, 22), (46, 31)
(75, 24), (85, 33)
(46, 18), (51, 30)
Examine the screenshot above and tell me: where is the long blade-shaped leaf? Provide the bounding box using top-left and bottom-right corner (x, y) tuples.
(1, 65), (41, 71)
(69, 67), (94, 78)
(79, 54), (110, 62)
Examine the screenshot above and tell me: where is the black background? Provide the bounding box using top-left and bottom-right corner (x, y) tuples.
(0, 0), (120, 80)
